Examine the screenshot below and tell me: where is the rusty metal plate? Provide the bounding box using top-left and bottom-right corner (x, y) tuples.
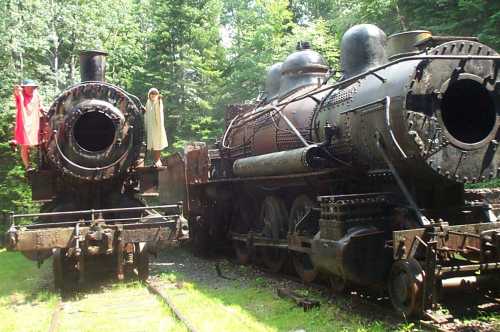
(13, 227), (86, 251)
(136, 166), (162, 196)
(185, 143), (209, 185)
(11, 223), (177, 252)
(393, 222), (500, 259)
(30, 170), (56, 202)
(120, 226), (174, 243)
(159, 153), (187, 206)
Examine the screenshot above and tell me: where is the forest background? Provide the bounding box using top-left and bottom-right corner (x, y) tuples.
(0, 0), (499, 216)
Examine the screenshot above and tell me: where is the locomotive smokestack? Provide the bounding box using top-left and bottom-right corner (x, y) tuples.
(79, 50), (108, 82)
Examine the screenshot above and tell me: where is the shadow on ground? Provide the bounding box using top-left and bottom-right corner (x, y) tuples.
(149, 246), (500, 332)
(149, 246), (402, 332)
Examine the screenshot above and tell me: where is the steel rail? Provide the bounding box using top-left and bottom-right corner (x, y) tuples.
(47, 300), (63, 332)
(141, 277), (199, 332)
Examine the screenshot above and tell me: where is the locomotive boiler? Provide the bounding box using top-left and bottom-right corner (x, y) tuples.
(5, 51), (187, 288)
(162, 24), (500, 316)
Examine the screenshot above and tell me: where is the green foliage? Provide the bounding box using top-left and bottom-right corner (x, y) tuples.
(0, 0), (499, 217)
(143, 0), (227, 147)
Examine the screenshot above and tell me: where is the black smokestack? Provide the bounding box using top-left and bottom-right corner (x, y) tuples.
(79, 50), (108, 82)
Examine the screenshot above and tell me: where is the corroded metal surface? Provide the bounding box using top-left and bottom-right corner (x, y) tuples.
(6, 51), (188, 290)
(159, 153), (187, 206)
(175, 24), (500, 317)
(6, 205), (185, 253)
(393, 222), (500, 262)
(45, 82), (143, 181)
(233, 145), (329, 177)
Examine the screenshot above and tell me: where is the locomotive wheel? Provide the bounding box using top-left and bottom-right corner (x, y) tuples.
(388, 258), (424, 317)
(53, 248), (64, 290)
(231, 194), (258, 265)
(260, 196), (288, 273)
(137, 249), (150, 281)
(289, 195), (318, 283)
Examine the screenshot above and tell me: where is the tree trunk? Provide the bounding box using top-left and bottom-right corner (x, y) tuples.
(50, 0), (60, 91)
(394, 1), (407, 31)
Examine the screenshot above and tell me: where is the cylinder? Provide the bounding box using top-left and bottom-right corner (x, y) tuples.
(80, 50), (108, 82)
(233, 145), (327, 177)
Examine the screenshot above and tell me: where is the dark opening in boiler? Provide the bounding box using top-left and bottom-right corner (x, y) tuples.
(73, 111), (115, 152)
(441, 79), (496, 144)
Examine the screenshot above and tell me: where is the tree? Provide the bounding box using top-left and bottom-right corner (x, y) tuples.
(144, 0), (227, 148)
(220, 0), (294, 104)
(0, 0), (147, 218)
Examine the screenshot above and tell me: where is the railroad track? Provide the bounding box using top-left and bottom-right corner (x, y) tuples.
(141, 274), (198, 332)
(44, 255), (499, 332)
(46, 274), (194, 332)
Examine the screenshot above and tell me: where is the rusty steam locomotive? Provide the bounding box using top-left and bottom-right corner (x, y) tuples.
(5, 51), (187, 288)
(162, 24), (500, 316)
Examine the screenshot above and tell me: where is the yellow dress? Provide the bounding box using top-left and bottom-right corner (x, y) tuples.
(144, 98), (168, 150)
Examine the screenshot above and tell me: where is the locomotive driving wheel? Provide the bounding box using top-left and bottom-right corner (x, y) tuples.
(231, 194), (258, 265)
(260, 196), (288, 273)
(289, 195), (318, 283)
(388, 258), (424, 317)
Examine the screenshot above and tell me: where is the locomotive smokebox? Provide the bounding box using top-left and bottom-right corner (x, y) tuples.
(80, 50), (108, 82)
(45, 50), (144, 182)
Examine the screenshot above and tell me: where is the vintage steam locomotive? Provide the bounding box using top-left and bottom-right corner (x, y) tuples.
(161, 24), (500, 316)
(5, 51), (187, 288)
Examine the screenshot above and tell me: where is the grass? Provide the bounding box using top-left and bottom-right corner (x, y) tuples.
(0, 249), (58, 332)
(57, 281), (187, 332)
(0, 250), (186, 332)
(156, 271), (395, 332)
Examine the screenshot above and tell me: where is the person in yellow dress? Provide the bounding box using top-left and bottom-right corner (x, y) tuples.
(144, 88), (168, 167)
